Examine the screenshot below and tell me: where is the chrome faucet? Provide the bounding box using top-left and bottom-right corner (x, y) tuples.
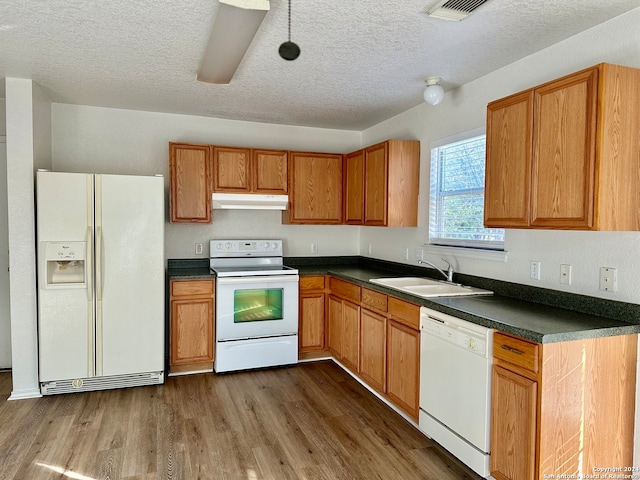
(418, 257), (454, 283)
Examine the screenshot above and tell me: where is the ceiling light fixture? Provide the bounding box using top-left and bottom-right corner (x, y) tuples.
(424, 77), (445, 105)
(279, 0), (300, 60)
(197, 0), (270, 85)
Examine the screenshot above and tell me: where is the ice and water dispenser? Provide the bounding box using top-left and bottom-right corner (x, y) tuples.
(42, 242), (87, 287)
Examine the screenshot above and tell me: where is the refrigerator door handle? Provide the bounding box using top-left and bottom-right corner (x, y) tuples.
(95, 225), (103, 376)
(96, 226), (103, 302)
(86, 227), (93, 302)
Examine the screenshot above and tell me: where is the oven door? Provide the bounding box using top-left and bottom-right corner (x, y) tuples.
(216, 275), (299, 341)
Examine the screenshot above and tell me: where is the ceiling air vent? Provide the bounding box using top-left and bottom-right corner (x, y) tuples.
(423, 0), (489, 21)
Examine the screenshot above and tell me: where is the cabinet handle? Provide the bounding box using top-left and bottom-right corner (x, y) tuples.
(501, 344), (524, 355)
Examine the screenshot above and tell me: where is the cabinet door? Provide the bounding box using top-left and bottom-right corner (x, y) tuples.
(490, 365), (537, 480)
(327, 295), (343, 358)
(364, 142), (388, 226)
(341, 300), (360, 372)
(299, 292), (325, 352)
(253, 149), (288, 194)
(531, 67), (598, 229)
(484, 91), (533, 228)
(286, 152), (343, 224)
(169, 143), (212, 223)
(344, 149), (364, 225)
(213, 146), (251, 192)
(170, 297), (214, 366)
(386, 320), (420, 419)
(360, 309), (386, 393)
(386, 140), (420, 227)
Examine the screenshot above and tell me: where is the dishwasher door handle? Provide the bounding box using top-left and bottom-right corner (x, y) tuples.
(500, 344), (524, 355)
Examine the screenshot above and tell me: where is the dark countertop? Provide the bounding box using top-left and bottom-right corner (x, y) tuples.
(168, 257), (640, 344)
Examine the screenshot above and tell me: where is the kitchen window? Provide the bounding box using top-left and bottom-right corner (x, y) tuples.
(429, 131), (504, 250)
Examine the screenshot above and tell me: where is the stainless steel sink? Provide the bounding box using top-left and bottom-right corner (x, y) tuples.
(369, 277), (493, 298)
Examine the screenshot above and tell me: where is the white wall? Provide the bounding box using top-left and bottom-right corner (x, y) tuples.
(51, 105), (362, 259)
(5, 79), (51, 398)
(361, 8), (640, 305)
(0, 95), (10, 368)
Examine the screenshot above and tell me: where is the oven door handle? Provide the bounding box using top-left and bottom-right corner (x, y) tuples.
(215, 274), (300, 284)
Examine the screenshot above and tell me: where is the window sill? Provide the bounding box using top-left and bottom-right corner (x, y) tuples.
(424, 244), (508, 262)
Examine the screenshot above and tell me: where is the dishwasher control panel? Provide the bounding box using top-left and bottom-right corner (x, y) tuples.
(420, 307), (492, 357)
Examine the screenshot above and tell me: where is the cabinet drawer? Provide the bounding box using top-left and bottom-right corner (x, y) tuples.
(329, 277), (361, 303)
(300, 275), (325, 291)
(388, 297), (420, 330)
(171, 279), (214, 297)
(493, 332), (539, 374)
(361, 288), (387, 312)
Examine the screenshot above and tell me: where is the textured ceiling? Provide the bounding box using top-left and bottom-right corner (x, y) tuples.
(1, 0), (639, 130)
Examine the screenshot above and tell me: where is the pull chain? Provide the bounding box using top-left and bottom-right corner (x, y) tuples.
(287, 0), (291, 42)
(279, 0), (300, 61)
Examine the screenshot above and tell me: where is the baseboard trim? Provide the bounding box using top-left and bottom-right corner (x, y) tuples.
(9, 387), (43, 400)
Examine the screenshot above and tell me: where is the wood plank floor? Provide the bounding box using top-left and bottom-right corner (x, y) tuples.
(0, 360), (482, 479)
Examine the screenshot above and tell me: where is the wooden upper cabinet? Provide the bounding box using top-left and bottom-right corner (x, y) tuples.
(485, 63), (640, 230)
(284, 151), (343, 224)
(363, 142), (388, 226)
(531, 68), (597, 228)
(213, 146), (251, 192)
(344, 150), (365, 224)
(253, 149), (288, 194)
(169, 142), (212, 223)
(343, 140), (420, 227)
(213, 146), (287, 194)
(484, 91), (533, 227)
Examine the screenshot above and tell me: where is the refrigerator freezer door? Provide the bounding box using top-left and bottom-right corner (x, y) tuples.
(36, 171), (95, 381)
(95, 174), (164, 377)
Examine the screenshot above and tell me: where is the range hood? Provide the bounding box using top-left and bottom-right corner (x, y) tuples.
(212, 193), (289, 210)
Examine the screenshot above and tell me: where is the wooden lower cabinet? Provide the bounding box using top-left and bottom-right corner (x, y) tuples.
(490, 365), (537, 480)
(359, 308), (387, 393)
(386, 319), (420, 420)
(490, 331), (638, 480)
(299, 275), (327, 355)
(327, 294), (360, 372)
(169, 279), (215, 374)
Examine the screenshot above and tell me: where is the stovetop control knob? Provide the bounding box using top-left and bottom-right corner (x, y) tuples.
(225, 242), (232, 249)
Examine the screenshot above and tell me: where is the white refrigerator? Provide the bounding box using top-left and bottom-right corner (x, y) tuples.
(36, 171), (165, 395)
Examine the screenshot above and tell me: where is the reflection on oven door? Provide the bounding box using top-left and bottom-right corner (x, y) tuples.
(233, 288), (284, 323)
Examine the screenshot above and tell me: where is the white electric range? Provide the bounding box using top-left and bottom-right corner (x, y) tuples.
(210, 239), (299, 373)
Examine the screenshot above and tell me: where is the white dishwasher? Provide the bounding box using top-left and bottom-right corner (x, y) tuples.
(419, 306), (493, 478)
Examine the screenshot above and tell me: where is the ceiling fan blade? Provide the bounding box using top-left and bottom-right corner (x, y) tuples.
(197, 0), (270, 85)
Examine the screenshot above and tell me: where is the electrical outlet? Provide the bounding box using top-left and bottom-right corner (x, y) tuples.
(415, 248), (424, 262)
(403, 247), (409, 261)
(310, 242), (318, 254)
(368, 243), (372, 255)
(530, 261), (541, 280)
(195, 243), (203, 255)
(599, 267), (617, 291)
(560, 264), (572, 285)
